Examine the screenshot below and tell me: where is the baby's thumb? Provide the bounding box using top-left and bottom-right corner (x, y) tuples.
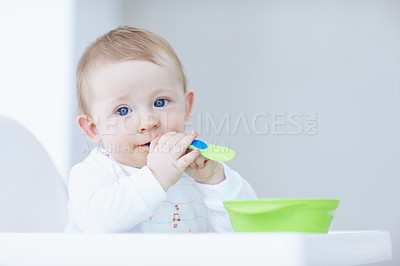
(177, 149), (200, 170)
(149, 133), (162, 153)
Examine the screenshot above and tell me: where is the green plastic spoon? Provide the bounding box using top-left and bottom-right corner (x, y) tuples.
(187, 139), (236, 162)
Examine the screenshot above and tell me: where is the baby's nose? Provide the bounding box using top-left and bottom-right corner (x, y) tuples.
(138, 113), (160, 134)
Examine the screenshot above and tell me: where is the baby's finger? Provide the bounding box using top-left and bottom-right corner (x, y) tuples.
(194, 155), (206, 168)
(149, 133), (162, 153)
(166, 132), (188, 152)
(172, 130), (197, 157)
(177, 149), (200, 170)
(156, 131), (177, 152)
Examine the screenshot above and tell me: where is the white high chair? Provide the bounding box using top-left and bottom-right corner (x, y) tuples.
(0, 116), (68, 232)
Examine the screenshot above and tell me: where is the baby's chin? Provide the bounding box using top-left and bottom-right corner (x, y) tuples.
(111, 151), (148, 169)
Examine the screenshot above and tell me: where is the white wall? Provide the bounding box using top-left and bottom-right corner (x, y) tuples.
(0, 0), (73, 180)
(117, 1), (399, 265)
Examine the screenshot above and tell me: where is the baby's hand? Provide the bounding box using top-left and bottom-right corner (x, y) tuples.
(184, 154), (226, 185)
(147, 130), (200, 191)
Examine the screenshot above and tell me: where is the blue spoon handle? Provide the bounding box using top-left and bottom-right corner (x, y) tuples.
(190, 139), (208, 149)
(145, 139), (208, 149)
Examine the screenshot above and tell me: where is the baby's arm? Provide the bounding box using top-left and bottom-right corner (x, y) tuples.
(68, 163), (166, 233)
(195, 163), (257, 232)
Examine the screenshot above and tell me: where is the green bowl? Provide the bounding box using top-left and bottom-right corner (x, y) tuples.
(223, 198), (340, 233)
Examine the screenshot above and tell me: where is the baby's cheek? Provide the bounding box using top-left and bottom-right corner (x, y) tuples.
(165, 113), (185, 132)
(120, 116), (140, 134)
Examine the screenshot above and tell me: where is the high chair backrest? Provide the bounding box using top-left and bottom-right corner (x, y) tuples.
(0, 116), (68, 232)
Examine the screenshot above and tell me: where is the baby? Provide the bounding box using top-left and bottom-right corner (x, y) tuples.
(66, 26), (257, 233)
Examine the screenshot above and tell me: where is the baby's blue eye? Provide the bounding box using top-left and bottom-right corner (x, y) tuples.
(154, 99), (169, 107)
(116, 107), (132, 116)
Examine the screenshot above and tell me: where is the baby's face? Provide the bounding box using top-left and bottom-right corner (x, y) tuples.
(87, 59), (192, 168)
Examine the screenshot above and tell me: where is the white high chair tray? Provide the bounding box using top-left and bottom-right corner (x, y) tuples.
(0, 231), (392, 266)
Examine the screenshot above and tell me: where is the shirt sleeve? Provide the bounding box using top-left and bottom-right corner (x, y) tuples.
(68, 163), (166, 233)
(194, 162), (258, 232)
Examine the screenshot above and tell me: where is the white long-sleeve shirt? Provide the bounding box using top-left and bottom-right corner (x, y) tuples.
(66, 147), (257, 233)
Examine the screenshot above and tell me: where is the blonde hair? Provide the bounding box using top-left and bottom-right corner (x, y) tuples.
(76, 25), (187, 115)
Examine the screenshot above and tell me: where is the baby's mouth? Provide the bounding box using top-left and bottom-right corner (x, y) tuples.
(137, 142), (151, 150)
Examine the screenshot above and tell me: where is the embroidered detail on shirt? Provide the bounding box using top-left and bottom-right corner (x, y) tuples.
(144, 215), (207, 224)
(173, 213), (181, 228)
(163, 200), (205, 207)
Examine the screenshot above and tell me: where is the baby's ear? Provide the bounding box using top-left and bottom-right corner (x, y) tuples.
(77, 115), (101, 143)
(184, 90), (194, 124)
